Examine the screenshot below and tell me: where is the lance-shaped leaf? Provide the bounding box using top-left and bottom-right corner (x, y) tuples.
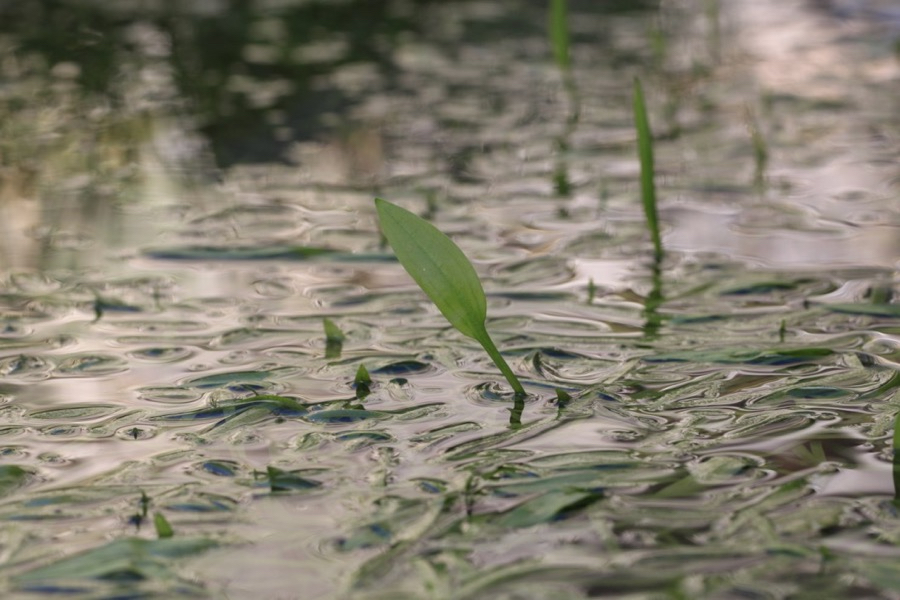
(374, 198), (525, 397)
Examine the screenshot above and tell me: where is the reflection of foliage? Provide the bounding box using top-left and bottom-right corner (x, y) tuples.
(0, 0), (663, 167)
(161, 0), (442, 165)
(0, 1), (120, 94)
(0, 0), (442, 167)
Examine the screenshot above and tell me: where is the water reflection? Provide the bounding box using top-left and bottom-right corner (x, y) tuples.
(1, 0), (900, 597)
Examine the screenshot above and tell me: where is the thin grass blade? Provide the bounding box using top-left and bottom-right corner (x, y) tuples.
(549, 0), (571, 72)
(633, 77), (663, 262)
(893, 412), (900, 502)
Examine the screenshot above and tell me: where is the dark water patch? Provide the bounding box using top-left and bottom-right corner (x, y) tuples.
(152, 394), (308, 423)
(144, 244), (337, 261)
(183, 368), (282, 389)
(643, 347), (835, 366)
(197, 460), (239, 477)
(127, 346), (194, 363)
(303, 402), (443, 426)
(39, 425), (84, 437)
(371, 360), (431, 376)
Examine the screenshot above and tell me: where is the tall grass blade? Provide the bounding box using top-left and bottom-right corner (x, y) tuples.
(374, 198), (526, 397)
(633, 77), (664, 262)
(893, 412), (900, 503)
(549, 0), (571, 72)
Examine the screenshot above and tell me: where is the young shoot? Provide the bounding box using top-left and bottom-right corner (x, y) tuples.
(893, 412), (900, 503)
(324, 317), (345, 359)
(633, 77), (664, 263)
(374, 198), (526, 398)
(354, 364), (372, 400)
(549, 0), (571, 73)
(153, 512), (174, 539)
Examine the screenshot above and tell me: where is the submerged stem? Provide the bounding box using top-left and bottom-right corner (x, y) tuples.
(476, 330), (526, 398)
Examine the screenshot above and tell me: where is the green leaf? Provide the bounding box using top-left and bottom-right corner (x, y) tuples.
(354, 364), (372, 400)
(375, 198), (487, 339)
(374, 198), (525, 397)
(549, 0), (570, 72)
(324, 318), (345, 359)
(154, 512), (174, 538)
(355, 364), (372, 387)
(323, 318), (345, 343)
(633, 78), (663, 262)
(893, 412), (900, 503)
(0, 465), (30, 498)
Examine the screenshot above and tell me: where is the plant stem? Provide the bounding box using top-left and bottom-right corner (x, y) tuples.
(476, 329), (526, 398)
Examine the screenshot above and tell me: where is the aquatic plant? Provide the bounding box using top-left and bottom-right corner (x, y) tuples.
(374, 198), (526, 397)
(262, 466), (321, 493)
(549, 0), (570, 72)
(633, 77), (663, 262)
(355, 364), (372, 400)
(154, 512), (174, 538)
(745, 106), (768, 187)
(324, 317), (345, 358)
(893, 412), (900, 504)
(549, 0), (579, 197)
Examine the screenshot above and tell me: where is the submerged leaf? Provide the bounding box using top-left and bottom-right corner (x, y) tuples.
(264, 466), (321, 492)
(14, 538), (217, 584)
(823, 303), (900, 318)
(0, 465), (30, 497)
(495, 490), (601, 528)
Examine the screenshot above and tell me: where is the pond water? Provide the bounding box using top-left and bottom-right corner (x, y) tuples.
(1, 0), (900, 598)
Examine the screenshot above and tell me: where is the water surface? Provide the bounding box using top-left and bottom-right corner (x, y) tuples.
(1, 1), (899, 598)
